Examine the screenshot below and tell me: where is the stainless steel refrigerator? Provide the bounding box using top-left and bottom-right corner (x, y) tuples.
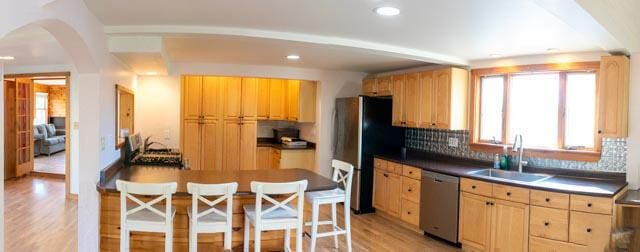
(333, 96), (404, 214)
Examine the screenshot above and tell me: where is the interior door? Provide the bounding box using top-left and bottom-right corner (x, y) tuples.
(15, 78), (33, 177)
(222, 120), (241, 171)
(239, 120), (257, 170)
(119, 92), (134, 134)
(4, 81), (17, 179)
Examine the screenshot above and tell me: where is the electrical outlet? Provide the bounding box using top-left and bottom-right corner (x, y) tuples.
(448, 137), (459, 147)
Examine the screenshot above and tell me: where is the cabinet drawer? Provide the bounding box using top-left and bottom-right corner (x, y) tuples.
(401, 177), (420, 203)
(402, 165), (422, 180)
(400, 199), (420, 226)
(374, 158), (388, 170)
(492, 184), (530, 204)
(460, 178), (492, 197)
(529, 236), (586, 252)
(570, 194), (612, 214)
(388, 162), (403, 174)
(530, 190), (569, 210)
(569, 211), (612, 247)
(530, 206), (569, 241)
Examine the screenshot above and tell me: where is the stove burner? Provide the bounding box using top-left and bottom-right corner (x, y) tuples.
(130, 152), (183, 167)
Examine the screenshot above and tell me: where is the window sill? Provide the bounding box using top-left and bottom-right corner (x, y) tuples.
(469, 143), (601, 162)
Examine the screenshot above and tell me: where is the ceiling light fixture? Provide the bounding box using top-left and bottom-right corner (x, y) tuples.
(490, 54), (502, 58)
(374, 6), (400, 16)
(146, 71), (158, 75)
(286, 55), (301, 60)
(0, 56), (15, 60)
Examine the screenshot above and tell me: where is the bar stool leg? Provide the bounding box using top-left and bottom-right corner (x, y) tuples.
(284, 228), (291, 251)
(243, 215), (250, 252)
(166, 225), (173, 252)
(310, 201), (320, 252)
(189, 223), (197, 252)
(345, 202), (352, 252)
(331, 202), (339, 248)
(254, 226), (261, 252)
(296, 217), (303, 252)
(120, 227), (129, 252)
(224, 220), (232, 251)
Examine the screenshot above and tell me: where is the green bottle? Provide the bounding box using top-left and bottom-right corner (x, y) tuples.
(499, 146), (510, 170)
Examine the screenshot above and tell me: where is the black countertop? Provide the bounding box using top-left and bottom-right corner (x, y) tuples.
(257, 138), (316, 150)
(375, 152), (627, 197)
(616, 189), (640, 206)
(97, 165), (336, 196)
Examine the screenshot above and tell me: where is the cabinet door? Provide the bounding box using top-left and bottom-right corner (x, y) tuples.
(459, 192), (492, 251)
(419, 71), (435, 128)
(391, 75), (405, 126)
(433, 69), (451, 129)
(287, 80), (300, 121)
(271, 148), (281, 169)
(362, 78), (376, 96)
(241, 78), (258, 120)
(599, 55), (629, 137)
(404, 73), (420, 128)
(256, 78), (270, 120)
(201, 121), (220, 171)
(491, 199), (529, 252)
(373, 169), (387, 211)
(223, 77), (242, 120)
(256, 147), (271, 170)
(182, 76), (202, 120)
(387, 173), (402, 217)
(569, 211), (612, 251)
(182, 120), (201, 171)
(222, 121), (241, 171)
(239, 121), (257, 170)
(377, 76), (393, 96)
(202, 76), (221, 120)
(269, 79), (285, 120)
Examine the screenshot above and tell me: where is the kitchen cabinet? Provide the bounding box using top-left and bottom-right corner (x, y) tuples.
(599, 55), (629, 138)
(200, 120), (221, 171)
(271, 148), (281, 169)
(183, 76), (203, 120)
(418, 71), (435, 128)
(256, 147), (271, 169)
(431, 67), (468, 130)
(278, 149), (315, 169)
(459, 178), (620, 252)
(404, 73), (420, 127)
(362, 76), (392, 97)
(391, 74), (405, 126)
(221, 120), (257, 171)
(202, 76), (222, 120)
(182, 120), (202, 170)
(256, 78), (270, 120)
(373, 159), (422, 226)
(239, 121), (257, 170)
(286, 80), (316, 123)
(240, 78), (258, 120)
(268, 79), (286, 120)
(222, 77), (242, 120)
(362, 78), (376, 96)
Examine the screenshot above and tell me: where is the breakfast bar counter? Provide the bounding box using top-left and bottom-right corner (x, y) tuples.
(97, 165), (337, 251)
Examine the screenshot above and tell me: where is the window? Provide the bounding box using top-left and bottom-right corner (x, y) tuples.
(471, 62), (601, 160)
(34, 92), (48, 125)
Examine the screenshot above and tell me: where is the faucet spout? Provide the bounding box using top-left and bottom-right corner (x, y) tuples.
(512, 134), (525, 173)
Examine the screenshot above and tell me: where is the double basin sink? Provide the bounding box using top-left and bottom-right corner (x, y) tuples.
(468, 169), (552, 183)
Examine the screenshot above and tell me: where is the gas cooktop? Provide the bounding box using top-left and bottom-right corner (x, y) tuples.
(130, 150), (183, 168)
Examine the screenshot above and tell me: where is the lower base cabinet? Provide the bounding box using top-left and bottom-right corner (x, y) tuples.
(459, 192), (492, 251)
(490, 200), (529, 252)
(373, 159), (422, 227)
(529, 236), (586, 252)
(257, 147), (315, 170)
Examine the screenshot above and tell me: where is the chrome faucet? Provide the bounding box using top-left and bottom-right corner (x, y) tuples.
(512, 134), (527, 173)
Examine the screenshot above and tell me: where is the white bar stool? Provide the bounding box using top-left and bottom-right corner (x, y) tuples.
(116, 180), (178, 252)
(243, 180), (308, 252)
(187, 182), (238, 252)
(305, 160), (354, 252)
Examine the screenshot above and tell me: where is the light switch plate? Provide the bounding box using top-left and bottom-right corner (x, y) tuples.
(448, 137), (459, 147)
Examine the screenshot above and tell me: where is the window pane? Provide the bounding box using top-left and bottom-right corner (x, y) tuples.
(479, 76), (504, 143)
(508, 73), (559, 148)
(35, 110), (46, 125)
(565, 73), (596, 148)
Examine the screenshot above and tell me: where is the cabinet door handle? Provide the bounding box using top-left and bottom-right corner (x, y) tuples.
(545, 198), (550, 202)
(506, 192), (512, 196)
(587, 203), (592, 207)
(544, 222), (549, 226)
(586, 228), (592, 233)
(486, 202), (490, 205)
(471, 185), (476, 189)
(384, 173), (389, 178)
(408, 188), (412, 192)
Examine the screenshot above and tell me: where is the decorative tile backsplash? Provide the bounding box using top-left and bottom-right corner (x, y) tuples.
(405, 128), (627, 173)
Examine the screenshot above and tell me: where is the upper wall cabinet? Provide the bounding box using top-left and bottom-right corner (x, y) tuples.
(389, 67), (469, 130)
(599, 55), (630, 138)
(256, 78), (270, 120)
(362, 76), (392, 97)
(286, 80), (317, 123)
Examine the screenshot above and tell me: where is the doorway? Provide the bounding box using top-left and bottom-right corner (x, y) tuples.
(3, 72), (71, 195)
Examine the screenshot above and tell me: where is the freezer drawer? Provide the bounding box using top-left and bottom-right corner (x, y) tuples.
(420, 170), (460, 244)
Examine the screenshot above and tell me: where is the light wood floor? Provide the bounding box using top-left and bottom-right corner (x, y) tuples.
(3, 175), (457, 251)
(5, 175), (77, 251)
(34, 150), (66, 174)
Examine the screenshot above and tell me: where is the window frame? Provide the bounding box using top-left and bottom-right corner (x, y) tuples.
(469, 62), (602, 162)
(34, 92), (49, 125)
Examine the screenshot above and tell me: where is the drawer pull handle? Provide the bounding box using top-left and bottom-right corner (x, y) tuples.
(408, 188), (412, 192)
(587, 203), (592, 207)
(506, 192), (512, 196)
(486, 202), (490, 205)
(544, 222), (549, 226)
(409, 171), (413, 174)
(545, 198), (550, 202)
(233, 227), (241, 232)
(407, 211), (411, 215)
(587, 228), (592, 233)
(472, 185), (477, 189)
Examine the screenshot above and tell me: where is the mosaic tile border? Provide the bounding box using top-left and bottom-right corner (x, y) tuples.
(405, 128), (626, 173)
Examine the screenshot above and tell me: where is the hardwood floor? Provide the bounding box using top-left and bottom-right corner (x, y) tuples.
(5, 175), (77, 251)
(34, 150), (66, 175)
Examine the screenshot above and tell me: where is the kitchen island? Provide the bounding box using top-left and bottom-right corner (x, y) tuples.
(97, 165), (337, 251)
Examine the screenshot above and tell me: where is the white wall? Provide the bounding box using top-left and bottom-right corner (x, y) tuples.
(0, 62), (5, 249)
(627, 53), (640, 189)
(135, 63), (365, 177)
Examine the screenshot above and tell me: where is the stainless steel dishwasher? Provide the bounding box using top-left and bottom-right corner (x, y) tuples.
(420, 170), (460, 244)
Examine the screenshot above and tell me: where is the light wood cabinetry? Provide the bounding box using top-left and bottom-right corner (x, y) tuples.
(387, 67), (468, 130)
(240, 78), (258, 120)
(459, 178), (621, 252)
(285, 80), (316, 122)
(373, 158), (422, 227)
(271, 148), (281, 169)
(183, 76), (203, 120)
(268, 79), (286, 120)
(598, 55), (629, 138)
(200, 120), (221, 171)
(239, 121), (257, 170)
(256, 78), (270, 120)
(222, 77), (242, 120)
(277, 149), (315, 169)
(256, 147), (271, 170)
(202, 76), (221, 120)
(362, 78), (376, 96)
(362, 76), (392, 97)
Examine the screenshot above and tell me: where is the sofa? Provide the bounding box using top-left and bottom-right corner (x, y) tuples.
(34, 123), (65, 156)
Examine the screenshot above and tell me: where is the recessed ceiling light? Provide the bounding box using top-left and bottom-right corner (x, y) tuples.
(146, 71), (158, 75)
(490, 54), (502, 58)
(0, 56), (15, 60)
(286, 55), (301, 60)
(374, 6), (400, 16)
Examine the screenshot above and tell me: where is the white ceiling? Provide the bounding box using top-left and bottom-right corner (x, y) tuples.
(163, 35), (429, 72)
(0, 25), (72, 67)
(85, 0), (624, 66)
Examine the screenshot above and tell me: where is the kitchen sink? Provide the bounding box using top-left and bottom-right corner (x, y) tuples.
(468, 169), (552, 183)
